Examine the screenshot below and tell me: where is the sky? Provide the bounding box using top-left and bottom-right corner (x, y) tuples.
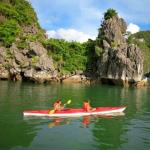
(29, 0), (150, 42)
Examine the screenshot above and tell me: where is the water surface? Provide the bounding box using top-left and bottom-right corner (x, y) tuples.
(0, 81), (150, 150)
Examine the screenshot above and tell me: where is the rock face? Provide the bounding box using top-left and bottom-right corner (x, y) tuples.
(96, 15), (144, 86)
(61, 74), (91, 84)
(0, 42), (57, 83)
(0, 47), (10, 79)
(0, 0), (57, 83)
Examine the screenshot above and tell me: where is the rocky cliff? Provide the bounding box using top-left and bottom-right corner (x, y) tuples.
(95, 9), (145, 86)
(128, 31), (150, 73)
(0, 0), (57, 83)
(0, 3), (147, 86)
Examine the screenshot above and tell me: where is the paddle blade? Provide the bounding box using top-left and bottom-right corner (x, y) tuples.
(49, 109), (55, 114)
(67, 100), (71, 104)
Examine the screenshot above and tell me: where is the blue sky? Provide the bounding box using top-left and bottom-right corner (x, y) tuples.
(29, 0), (150, 42)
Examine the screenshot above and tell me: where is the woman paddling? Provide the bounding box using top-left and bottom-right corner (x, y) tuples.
(53, 99), (64, 112)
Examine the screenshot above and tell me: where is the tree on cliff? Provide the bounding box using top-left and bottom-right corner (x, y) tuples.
(104, 8), (118, 20)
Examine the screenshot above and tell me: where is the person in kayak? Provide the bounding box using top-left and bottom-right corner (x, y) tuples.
(83, 100), (96, 112)
(53, 99), (64, 112)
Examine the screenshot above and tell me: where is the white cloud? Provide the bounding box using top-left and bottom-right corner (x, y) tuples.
(46, 28), (96, 43)
(30, 0), (150, 37)
(126, 23), (140, 34)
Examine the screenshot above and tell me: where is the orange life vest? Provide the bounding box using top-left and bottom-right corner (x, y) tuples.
(83, 102), (91, 112)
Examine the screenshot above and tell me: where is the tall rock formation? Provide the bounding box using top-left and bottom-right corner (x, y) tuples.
(96, 9), (144, 86)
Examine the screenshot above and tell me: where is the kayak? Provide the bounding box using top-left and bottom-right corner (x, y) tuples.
(23, 106), (126, 117)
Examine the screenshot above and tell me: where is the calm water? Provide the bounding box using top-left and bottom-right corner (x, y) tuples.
(0, 80), (150, 150)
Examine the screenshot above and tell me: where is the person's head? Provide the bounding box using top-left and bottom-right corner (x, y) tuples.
(56, 99), (61, 104)
(84, 100), (90, 103)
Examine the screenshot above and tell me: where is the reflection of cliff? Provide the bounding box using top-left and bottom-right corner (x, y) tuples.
(0, 120), (38, 150)
(120, 87), (148, 114)
(90, 86), (149, 150)
(0, 81), (47, 150)
(119, 87), (150, 150)
(92, 118), (125, 149)
(0, 80), (59, 109)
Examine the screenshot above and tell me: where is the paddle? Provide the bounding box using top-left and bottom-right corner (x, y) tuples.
(49, 100), (71, 114)
(64, 99), (71, 107)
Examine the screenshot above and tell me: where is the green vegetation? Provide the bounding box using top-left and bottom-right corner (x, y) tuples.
(104, 8), (118, 20)
(83, 39), (96, 72)
(131, 31), (150, 48)
(0, 0), (38, 25)
(95, 46), (103, 57)
(0, 19), (20, 47)
(111, 40), (118, 48)
(0, 0), (43, 47)
(128, 31), (150, 73)
(31, 56), (40, 68)
(43, 39), (95, 75)
(17, 38), (28, 49)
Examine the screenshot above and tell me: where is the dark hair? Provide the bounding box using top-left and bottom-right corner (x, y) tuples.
(56, 99), (61, 103)
(84, 100), (90, 103)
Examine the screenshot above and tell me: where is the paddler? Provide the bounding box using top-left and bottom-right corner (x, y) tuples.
(83, 100), (96, 112)
(53, 99), (64, 112)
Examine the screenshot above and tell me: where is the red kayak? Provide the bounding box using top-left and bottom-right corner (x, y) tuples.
(23, 106), (126, 117)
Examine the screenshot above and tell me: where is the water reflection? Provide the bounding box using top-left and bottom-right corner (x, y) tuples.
(120, 87), (149, 113)
(0, 80), (150, 150)
(0, 118), (38, 150)
(23, 112), (125, 129)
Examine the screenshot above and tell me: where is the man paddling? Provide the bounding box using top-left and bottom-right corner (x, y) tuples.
(83, 100), (96, 112)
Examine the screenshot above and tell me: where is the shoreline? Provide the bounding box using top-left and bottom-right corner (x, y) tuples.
(0, 74), (148, 87)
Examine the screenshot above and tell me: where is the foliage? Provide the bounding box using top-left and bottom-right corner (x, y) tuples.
(0, 0), (43, 47)
(83, 39), (97, 73)
(134, 41), (150, 73)
(126, 34), (133, 44)
(0, 0), (38, 25)
(0, 19), (20, 47)
(104, 8), (118, 20)
(111, 40), (118, 48)
(5, 48), (13, 59)
(95, 46), (103, 57)
(31, 56), (39, 65)
(132, 31), (150, 48)
(17, 39), (28, 49)
(43, 39), (93, 75)
(0, 2), (20, 22)
(128, 31), (150, 73)
(2, 63), (12, 69)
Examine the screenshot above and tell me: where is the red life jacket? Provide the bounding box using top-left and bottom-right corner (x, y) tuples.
(83, 102), (91, 112)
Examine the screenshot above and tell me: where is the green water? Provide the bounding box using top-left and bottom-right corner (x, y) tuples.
(0, 80), (150, 150)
